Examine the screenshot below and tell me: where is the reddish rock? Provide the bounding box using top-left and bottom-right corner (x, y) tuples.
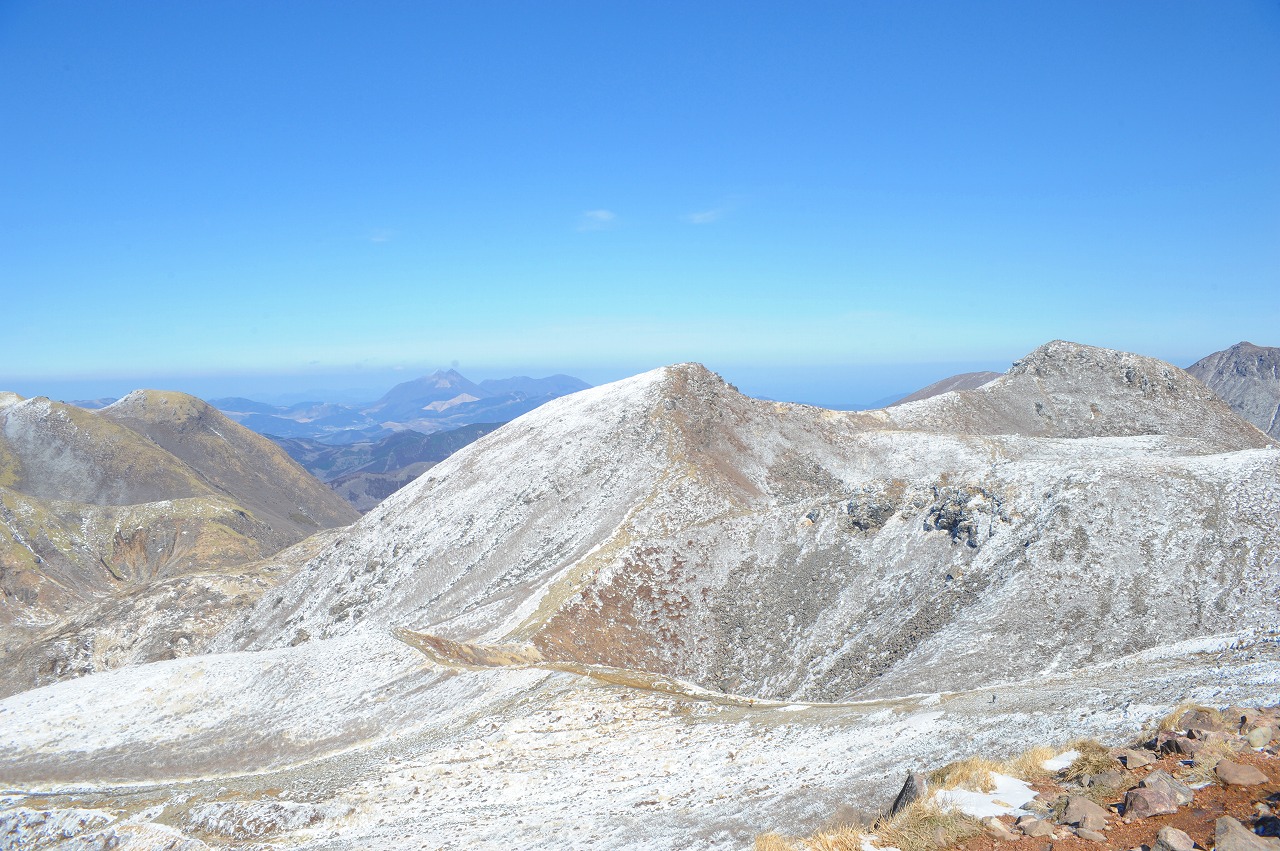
(1141, 769), (1195, 806)
(1154, 825), (1195, 851)
(1124, 786), (1180, 818)
(1215, 760), (1269, 786)
(1215, 816), (1280, 851)
(1178, 708), (1225, 732)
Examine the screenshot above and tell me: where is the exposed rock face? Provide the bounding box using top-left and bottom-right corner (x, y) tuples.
(1186, 341), (1280, 439)
(1216, 816), (1280, 851)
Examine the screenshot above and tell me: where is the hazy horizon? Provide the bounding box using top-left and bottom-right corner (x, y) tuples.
(2, 2), (1276, 405)
(0, 340), (1248, 412)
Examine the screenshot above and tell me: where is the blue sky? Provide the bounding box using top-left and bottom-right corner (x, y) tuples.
(2, 1), (1277, 406)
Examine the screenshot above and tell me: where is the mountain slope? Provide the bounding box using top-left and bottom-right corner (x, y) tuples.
(101, 390), (357, 542)
(218, 342), (1278, 703)
(1185, 341), (1280, 439)
(0, 389), (357, 691)
(889, 370), (1003, 405)
(3, 343), (1279, 850)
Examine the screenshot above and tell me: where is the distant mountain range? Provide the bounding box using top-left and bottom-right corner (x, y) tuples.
(199, 370), (591, 510)
(209, 370), (591, 444)
(273, 422), (505, 512)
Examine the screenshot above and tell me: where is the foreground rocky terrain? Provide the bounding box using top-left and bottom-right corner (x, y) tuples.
(1, 341), (1277, 849)
(768, 705), (1280, 851)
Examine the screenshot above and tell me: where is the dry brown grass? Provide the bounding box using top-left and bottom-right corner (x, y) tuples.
(872, 800), (983, 851)
(1156, 703), (1226, 732)
(928, 756), (1002, 792)
(1062, 738), (1118, 782)
(802, 826), (865, 851)
(1181, 736), (1245, 785)
(1001, 745), (1059, 782)
(755, 832), (798, 851)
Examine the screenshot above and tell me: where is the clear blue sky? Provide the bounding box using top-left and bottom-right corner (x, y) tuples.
(2, 1), (1277, 406)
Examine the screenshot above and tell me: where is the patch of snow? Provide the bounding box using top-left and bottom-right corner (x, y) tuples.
(935, 773), (1036, 818)
(1041, 749), (1079, 771)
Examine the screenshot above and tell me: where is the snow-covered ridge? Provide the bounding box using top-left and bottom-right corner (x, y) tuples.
(216, 343), (1280, 704)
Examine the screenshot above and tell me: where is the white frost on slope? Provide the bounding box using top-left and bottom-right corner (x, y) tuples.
(3, 346), (1280, 850)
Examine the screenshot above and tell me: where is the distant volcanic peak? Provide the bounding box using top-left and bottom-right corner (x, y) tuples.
(425, 368), (470, 386)
(0, 391), (23, 408)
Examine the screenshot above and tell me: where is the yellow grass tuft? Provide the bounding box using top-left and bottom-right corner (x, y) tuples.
(1181, 735), (1244, 785)
(928, 756), (1002, 792)
(872, 800), (983, 851)
(803, 826), (865, 851)
(1157, 703), (1226, 732)
(1002, 745), (1059, 782)
(755, 832), (798, 851)
(1062, 738), (1118, 781)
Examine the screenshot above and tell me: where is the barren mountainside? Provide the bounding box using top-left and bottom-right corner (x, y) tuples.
(1186, 341), (1280, 439)
(0, 390), (357, 693)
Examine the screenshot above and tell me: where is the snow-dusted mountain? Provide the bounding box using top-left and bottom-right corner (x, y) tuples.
(1186, 341), (1280, 439)
(2, 342), (1278, 850)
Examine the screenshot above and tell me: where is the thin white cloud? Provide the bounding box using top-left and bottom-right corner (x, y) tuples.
(577, 209), (617, 231)
(683, 195), (744, 225)
(368, 229), (395, 243)
(683, 208), (725, 224)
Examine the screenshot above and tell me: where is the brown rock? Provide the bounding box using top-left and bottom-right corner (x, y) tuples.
(1215, 816), (1280, 851)
(1020, 819), (1055, 838)
(1124, 786), (1179, 818)
(1154, 825), (1195, 851)
(1215, 760), (1269, 786)
(983, 816), (1021, 842)
(1082, 770), (1124, 788)
(1062, 796), (1111, 831)
(1141, 769), (1195, 806)
(1076, 828), (1107, 842)
(1117, 748), (1155, 769)
(1249, 727), (1276, 748)
(1157, 731), (1202, 756)
(1177, 708), (1224, 732)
